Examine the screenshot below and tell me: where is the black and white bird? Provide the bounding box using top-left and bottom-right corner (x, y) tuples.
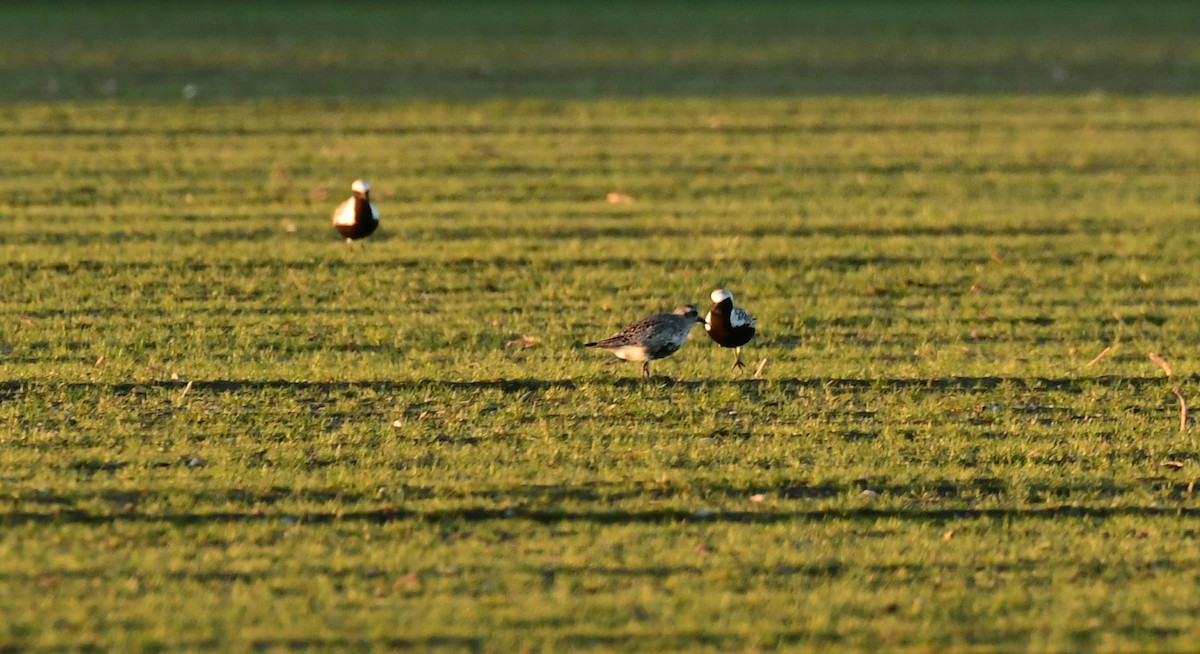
(704, 288), (756, 369)
(331, 179), (380, 244)
(584, 305), (703, 379)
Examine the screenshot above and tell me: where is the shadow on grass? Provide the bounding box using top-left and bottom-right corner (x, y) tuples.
(2, 375), (1192, 401)
(0, 251), (1133, 274)
(188, 637), (487, 652)
(16, 474), (1195, 510)
(5, 61), (1200, 103)
(4, 248), (1142, 273)
(4, 255), (936, 274)
(3, 504), (1199, 529)
(1, 221), (1083, 248)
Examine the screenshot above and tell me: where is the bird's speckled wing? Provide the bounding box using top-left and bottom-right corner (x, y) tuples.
(730, 307), (755, 329)
(641, 316), (691, 358)
(590, 313), (671, 348)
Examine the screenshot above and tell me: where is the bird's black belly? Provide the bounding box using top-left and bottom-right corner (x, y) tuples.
(337, 197), (379, 240)
(336, 220), (378, 240)
(707, 309), (755, 348)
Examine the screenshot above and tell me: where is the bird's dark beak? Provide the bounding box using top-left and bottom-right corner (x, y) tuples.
(696, 315), (705, 323)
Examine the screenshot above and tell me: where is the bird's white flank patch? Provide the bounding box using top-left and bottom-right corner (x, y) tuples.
(711, 288), (733, 303)
(351, 179), (370, 194)
(612, 344), (650, 362)
(332, 198), (358, 226)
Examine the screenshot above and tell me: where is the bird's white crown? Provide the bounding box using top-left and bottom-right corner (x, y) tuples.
(351, 179), (371, 194)
(710, 288), (733, 303)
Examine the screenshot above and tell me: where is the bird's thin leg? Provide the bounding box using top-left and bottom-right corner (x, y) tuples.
(732, 347), (745, 369)
(642, 361), (651, 379)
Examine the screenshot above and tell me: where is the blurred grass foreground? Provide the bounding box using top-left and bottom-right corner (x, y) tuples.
(3, 1), (1200, 102)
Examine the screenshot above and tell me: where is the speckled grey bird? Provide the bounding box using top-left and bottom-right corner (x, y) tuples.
(584, 305), (703, 379)
(331, 179), (380, 244)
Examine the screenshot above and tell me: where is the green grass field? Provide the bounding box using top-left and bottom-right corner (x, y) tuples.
(3, 2), (1200, 652)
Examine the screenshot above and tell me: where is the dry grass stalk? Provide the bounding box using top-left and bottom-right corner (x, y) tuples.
(1174, 387), (1188, 433)
(1148, 352), (1173, 376)
(1086, 345), (1114, 367)
(287, 269), (308, 292)
(504, 335), (538, 350)
(753, 357), (769, 379)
